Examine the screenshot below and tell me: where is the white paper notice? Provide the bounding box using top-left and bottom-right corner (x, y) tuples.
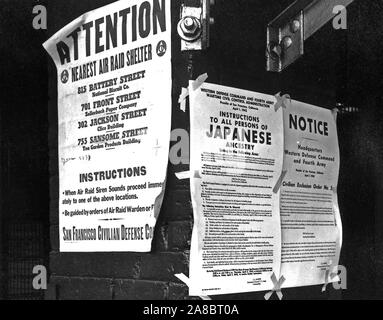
(280, 101), (342, 288)
(43, 0), (172, 252)
(189, 82), (284, 296)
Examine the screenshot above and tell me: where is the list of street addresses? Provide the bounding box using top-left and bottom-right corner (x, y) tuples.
(44, 0), (172, 252)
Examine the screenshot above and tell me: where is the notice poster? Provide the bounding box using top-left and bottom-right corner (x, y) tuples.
(280, 101), (342, 288)
(43, 0), (172, 252)
(188, 82), (284, 296)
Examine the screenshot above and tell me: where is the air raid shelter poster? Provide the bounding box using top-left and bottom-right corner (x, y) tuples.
(44, 0), (172, 252)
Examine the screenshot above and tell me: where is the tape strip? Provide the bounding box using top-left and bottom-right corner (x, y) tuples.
(273, 170), (287, 193)
(175, 273), (212, 300)
(322, 269), (330, 292)
(264, 273), (285, 300)
(175, 171), (202, 180)
(322, 269), (337, 292)
(178, 73), (208, 112)
(332, 108), (339, 122)
(192, 73), (209, 91)
(175, 171), (191, 180)
(178, 87), (189, 112)
(180, 100), (187, 112)
(175, 273), (190, 287)
(274, 92), (291, 111)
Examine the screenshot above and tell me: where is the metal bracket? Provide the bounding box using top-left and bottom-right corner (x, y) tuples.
(178, 0), (214, 51)
(267, 10), (304, 73)
(266, 0), (354, 72)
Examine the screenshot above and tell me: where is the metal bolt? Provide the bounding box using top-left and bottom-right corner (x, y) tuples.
(209, 17), (215, 25)
(290, 20), (301, 33)
(268, 43), (283, 60)
(184, 17), (195, 30)
(282, 36), (293, 49)
(210, 0), (215, 5)
(178, 16), (202, 42)
(180, 17), (200, 36)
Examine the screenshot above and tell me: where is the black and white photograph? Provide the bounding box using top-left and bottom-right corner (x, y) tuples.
(0, 0), (382, 310)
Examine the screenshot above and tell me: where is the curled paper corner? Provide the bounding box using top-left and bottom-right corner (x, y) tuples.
(175, 171), (191, 180)
(191, 73), (209, 91)
(180, 100), (187, 113)
(264, 272), (285, 300)
(178, 87), (189, 112)
(274, 92), (291, 111)
(153, 179), (167, 220)
(332, 108), (340, 122)
(273, 170), (288, 193)
(174, 273), (212, 300)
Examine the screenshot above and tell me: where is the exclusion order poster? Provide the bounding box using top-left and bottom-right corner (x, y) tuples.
(43, 0), (172, 252)
(279, 100), (342, 289)
(188, 81), (284, 296)
(188, 81), (342, 296)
